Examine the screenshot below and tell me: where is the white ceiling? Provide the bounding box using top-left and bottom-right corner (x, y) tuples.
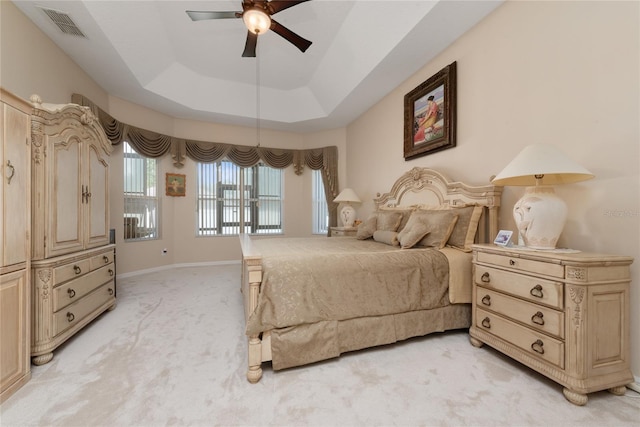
(13, 0), (503, 132)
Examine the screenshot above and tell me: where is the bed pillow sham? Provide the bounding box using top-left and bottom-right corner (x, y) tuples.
(416, 204), (483, 252)
(397, 209), (459, 249)
(373, 230), (400, 246)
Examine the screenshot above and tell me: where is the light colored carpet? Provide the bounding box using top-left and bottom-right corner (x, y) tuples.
(1, 264), (638, 426)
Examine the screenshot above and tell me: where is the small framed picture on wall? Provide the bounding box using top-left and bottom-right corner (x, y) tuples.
(166, 173), (186, 197)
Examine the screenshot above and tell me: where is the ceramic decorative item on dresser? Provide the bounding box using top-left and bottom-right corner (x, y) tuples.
(30, 96), (116, 365)
(469, 244), (633, 406)
(0, 88), (32, 402)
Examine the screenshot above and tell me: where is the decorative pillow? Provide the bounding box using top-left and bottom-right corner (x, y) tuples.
(398, 223), (430, 249)
(410, 210), (459, 249)
(356, 215), (377, 240)
(446, 205), (484, 252)
(375, 211), (403, 232)
(373, 230), (400, 246)
(379, 206), (415, 233)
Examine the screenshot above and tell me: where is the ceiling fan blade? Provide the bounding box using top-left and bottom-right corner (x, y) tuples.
(242, 31), (258, 57)
(186, 10), (240, 21)
(270, 19), (312, 53)
(268, 0), (311, 15)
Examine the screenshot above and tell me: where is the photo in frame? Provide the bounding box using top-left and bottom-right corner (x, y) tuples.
(166, 173), (186, 197)
(494, 230), (514, 247)
(404, 61), (457, 160)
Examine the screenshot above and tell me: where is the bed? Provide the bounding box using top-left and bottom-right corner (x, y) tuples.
(239, 167), (502, 383)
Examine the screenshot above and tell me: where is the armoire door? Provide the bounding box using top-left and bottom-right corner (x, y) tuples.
(84, 142), (110, 249)
(1, 101), (30, 268)
(46, 138), (84, 257)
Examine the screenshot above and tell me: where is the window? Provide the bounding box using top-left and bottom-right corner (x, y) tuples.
(123, 142), (159, 240)
(312, 169), (329, 234)
(197, 160), (283, 236)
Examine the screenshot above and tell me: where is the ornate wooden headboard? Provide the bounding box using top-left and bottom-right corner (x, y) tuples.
(373, 167), (503, 244)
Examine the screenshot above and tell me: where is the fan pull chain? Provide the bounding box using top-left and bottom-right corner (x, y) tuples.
(255, 31), (261, 148)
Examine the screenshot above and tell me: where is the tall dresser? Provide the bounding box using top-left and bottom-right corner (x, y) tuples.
(0, 89), (32, 403)
(469, 244), (633, 405)
(30, 95), (116, 365)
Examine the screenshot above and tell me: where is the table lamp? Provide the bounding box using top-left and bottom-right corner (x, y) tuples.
(333, 188), (361, 228)
(491, 144), (594, 249)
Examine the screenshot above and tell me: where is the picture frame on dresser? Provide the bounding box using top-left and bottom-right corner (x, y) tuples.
(404, 61), (457, 160)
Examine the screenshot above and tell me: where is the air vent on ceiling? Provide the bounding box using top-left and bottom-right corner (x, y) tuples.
(38, 6), (87, 38)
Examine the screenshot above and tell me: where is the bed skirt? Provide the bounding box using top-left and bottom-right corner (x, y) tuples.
(270, 303), (471, 370)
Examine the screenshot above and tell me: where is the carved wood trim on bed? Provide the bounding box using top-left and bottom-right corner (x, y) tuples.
(239, 167), (502, 383)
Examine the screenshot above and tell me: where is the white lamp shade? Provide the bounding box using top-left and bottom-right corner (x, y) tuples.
(333, 188), (361, 203)
(491, 144), (594, 186)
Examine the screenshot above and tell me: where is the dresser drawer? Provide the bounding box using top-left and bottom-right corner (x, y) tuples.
(90, 251), (114, 271)
(475, 266), (564, 309)
(53, 282), (115, 336)
(52, 264), (116, 312)
(475, 288), (564, 339)
(476, 308), (564, 369)
(477, 251), (564, 278)
(53, 259), (91, 285)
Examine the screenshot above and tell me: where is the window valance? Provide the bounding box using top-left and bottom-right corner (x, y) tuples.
(71, 93), (339, 231)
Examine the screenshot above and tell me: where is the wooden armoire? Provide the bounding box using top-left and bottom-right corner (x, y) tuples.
(29, 95), (116, 366)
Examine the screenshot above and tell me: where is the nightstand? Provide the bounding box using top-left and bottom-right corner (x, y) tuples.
(330, 227), (357, 237)
(469, 244), (633, 406)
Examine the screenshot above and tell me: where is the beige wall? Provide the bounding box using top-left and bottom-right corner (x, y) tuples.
(2, 0), (639, 376)
(347, 1), (639, 377)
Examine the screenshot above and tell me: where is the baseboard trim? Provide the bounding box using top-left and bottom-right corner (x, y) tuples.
(116, 260), (241, 280)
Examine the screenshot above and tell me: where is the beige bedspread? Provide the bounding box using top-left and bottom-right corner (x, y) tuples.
(245, 237), (471, 369)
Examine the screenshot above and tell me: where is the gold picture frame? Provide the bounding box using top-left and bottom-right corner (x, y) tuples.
(166, 173), (186, 197)
(404, 61), (457, 160)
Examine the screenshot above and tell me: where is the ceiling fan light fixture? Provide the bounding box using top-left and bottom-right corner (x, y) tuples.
(243, 8), (271, 34)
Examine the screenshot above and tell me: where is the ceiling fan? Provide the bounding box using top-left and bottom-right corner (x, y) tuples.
(186, 0), (312, 58)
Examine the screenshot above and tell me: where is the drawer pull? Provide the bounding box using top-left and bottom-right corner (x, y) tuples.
(66, 312), (75, 322)
(103, 255), (109, 263)
(481, 272), (490, 283)
(481, 317), (491, 329)
(108, 288), (114, 296)
(531, 311), (545, 325)
(67, 288), (76, 298)
(530, 284), (544, 298)
(509, 259), (516, 266)
(73, 265), (82, 275)
(531, 339), (545, 355)
(108, 269), (114, 277)
(481, 295), (491, 306)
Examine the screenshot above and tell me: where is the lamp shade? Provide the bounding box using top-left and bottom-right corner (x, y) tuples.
(243, 8), (271, 34)
(333, 188), (361, 203)
(491, 144), (594, 186)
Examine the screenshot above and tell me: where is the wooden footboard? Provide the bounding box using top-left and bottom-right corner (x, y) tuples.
(239, 233), (266, 383)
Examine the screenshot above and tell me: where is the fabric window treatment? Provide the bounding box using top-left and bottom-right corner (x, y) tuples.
(71, 94), (339, 232)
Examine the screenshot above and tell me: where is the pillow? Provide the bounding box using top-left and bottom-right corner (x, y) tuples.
(446, 205), (484, 252)
(379, 206), (415, 233)
(398, 223), (430, 249)
(356, 215), (377, 240)
(407, 210), (459, 249)
(373, 230), (400, 246)
(375, 211), (403, 232)
(416, 204), (484, 252)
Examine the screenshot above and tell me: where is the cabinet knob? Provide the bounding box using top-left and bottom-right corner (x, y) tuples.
(73, 265), (82, 275)
(481, 295), (491, 306)
(530, 284), (544, 298)
(108, 269), (114, 277)
(481, 317), (491, 329)
(108, 288), (114, 296)
(531, 339), (545, 355)
(481, 272), (490, 283)
(531, 311), (545, 326)
(66, 312), (75, 322)
(509, 259), (516, 266)
(103, 255), (109, 263)
(67, 288), (76, 298)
